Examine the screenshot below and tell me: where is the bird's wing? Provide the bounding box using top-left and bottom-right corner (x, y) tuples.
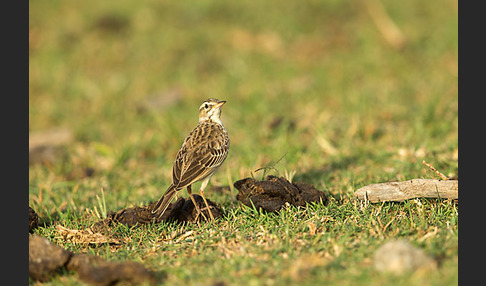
(172, 123), (229, 188)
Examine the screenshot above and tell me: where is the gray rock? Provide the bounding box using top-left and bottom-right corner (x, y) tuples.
(374, 239), (437, 275)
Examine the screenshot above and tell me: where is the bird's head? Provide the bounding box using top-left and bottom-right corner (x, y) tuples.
(199, 98), (226, 124)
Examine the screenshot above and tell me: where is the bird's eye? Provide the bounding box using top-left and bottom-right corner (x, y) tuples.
(205, 104), (209, 109)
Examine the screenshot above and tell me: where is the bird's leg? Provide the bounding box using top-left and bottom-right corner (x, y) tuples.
(199, 177), (215, 221)
(187, 185), (207, 222)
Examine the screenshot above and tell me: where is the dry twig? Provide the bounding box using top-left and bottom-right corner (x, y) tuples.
(422, 160), (449, 180)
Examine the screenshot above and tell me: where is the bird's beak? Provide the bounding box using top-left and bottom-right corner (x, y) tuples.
(214, 100), (226, 109)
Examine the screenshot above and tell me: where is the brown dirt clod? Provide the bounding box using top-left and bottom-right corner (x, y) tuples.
(29, 206), (39, 233)
(29, 235), (73, 282)
(234, 175), (327, 212)
(67, 254), (157, 286)
(29, 235), (156, 285)
(92, 194), (222, 232)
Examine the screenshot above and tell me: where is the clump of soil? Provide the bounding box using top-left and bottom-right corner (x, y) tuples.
(29, 206), (39, 233)
(29, 235), (157, 285)
(29, 235), (73, 282)
(234, 175), (327, 212)
(29, 206), (156, 284)
(67, 253), (156, 286)
(92, 194), (222, 232)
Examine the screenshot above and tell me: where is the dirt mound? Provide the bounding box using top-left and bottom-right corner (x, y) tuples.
(29, 234), (156, 285)
(29, 235), (73, 282)
(92, 194), (222, 232)
(234, 175), (327, 212)
(29, 206), (39, 233)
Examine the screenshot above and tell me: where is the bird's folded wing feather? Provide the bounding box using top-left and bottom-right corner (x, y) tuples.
(172, 123), (229, 188)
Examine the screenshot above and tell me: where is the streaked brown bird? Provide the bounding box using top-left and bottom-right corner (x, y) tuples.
(151, 98), (230, 220)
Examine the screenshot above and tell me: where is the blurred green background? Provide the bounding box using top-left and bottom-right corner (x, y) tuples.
(29, 1), (457, 177)
(29, 0), (457, 284)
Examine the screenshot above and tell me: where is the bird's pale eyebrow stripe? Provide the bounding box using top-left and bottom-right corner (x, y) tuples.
(200, 102), (214, 109)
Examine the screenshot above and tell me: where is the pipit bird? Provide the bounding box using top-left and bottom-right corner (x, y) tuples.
(152, 98), (230, 221)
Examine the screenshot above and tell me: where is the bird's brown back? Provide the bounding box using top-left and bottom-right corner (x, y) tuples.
(172, 122), (229, 189)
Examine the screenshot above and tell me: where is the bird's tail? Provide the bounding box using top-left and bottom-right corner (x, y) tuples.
(151, 184), (178, 217)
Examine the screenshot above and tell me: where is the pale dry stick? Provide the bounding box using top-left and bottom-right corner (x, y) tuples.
(354, 179), (458, 203)
(422, 160), (449, 181)
(362, 0), (406, 49)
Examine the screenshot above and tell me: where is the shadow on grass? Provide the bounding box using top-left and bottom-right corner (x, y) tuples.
(292, 153), (370, 203)
(294, 154), (361, 183)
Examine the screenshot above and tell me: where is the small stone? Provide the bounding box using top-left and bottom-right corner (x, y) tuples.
(374, 239), (437, 275)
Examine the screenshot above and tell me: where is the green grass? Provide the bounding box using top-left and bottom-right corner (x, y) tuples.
(29, 0), (457, 285)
